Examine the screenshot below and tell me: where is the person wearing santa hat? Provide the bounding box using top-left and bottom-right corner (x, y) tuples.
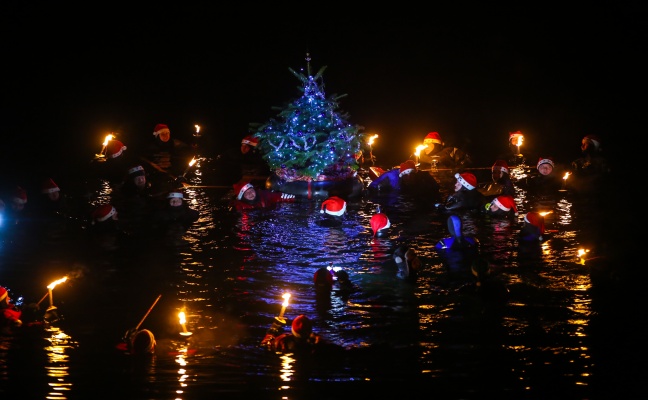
(1, 286), (23, 334)
(483, 195), (519, 218)
(0, 286), (43, 335)
(114, 165), (160, 230)
(33, 178), (73, 235)
(2, 185), (32, 231)
(261, 314), (329, 355)
(217, 134), (270, 186)
(145, 123), (193, 177)
(88, 203), (127, 252)
(478, 159), (516, 200)
(435, 172), (486, 212)
(370, 210), (391, 237)
(230, 181), (295, 212)
(519, 211), (546, 242)
(418, 131), (445, 166)
(418, 131), (472, 170)
(91, 203), (118, 225)
(240, 134), (270, 182)
(36, 178), (68, 212)
(317, 196), (347, 227)
(9, 186), (27, 212)
(368, 160), (410, 191)
(89, 138), (133, 185)
(150, 190), (199, 230)
(517, 156), (564, 198)
(505, 130), (527, 166)
(368, 160), (440, 200)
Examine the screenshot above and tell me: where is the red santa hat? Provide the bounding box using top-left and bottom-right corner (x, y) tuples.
(153, 123), (170, 136)
(12, 186), (27, 204)
(106, 140), (127, 159)
(524, 212), (546, 234)
(167, 191), (184, 199)
(92, 204), (116, 222)
(491, 160), (509, 174)
(583, 134), (601, 150)
(0, 286), (8, 302)
(370, 213), (391, 236)
(241, 135), (259, 147)
(399, 160), (417, 177)
(509, 131), (523, 145)
(291, 314), (313, 338)
(233, 181), (254, 200)
(320, 196), (347, 216)
(454, 172), (477, 190)
(492, 195), (518, 215)
(423, 131), (442, 144)
(41, 178), (61, 194)
(537, 157), (554, 170)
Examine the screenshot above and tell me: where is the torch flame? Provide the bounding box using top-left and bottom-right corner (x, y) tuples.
(102, 134), (114, 147)
(509, 131), (524, 147)
(563, 172), (571, 180)
(367, 134), (378, 146)
(414, 144), (428, 157)
(539, 211), (552, 217)
(188, 157), (197, 168)
(281, 293), (291, 308)
(194, 125), (200, 134)
(179, 311), (186, 325)
(47, 276), (68, 290)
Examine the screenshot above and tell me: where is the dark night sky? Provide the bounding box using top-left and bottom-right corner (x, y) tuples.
(2, 4), (642, 174)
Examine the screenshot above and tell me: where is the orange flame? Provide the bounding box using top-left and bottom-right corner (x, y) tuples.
(367, 134), (378, 146)
(47, 276), (68, 290)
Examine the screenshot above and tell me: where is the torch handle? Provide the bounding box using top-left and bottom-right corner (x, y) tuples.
(135, 294), (162, 331)
(36, 291), (49, 306)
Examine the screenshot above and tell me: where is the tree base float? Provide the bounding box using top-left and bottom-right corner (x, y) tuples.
(265, 168), (364, 200)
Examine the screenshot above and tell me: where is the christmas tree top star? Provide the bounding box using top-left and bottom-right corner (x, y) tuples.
(250, 54), (365, 181)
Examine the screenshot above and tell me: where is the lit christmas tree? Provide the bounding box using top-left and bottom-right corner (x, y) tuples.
(250, 55), (365, 181)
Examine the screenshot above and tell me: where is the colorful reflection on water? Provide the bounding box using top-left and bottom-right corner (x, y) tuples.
(0, 157), (639, 398)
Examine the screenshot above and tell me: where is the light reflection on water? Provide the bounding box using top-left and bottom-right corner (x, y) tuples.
(0, 157), (636, 398)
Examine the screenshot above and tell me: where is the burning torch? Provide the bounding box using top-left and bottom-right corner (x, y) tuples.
(367, 134), (378, 165)
(509, 131), (524, 155)
(414, 144), (428, 167)
(179, 310), (192, 337)
(561, 171), (571, 191)
(261, 292), (292, 345)
(97, 133), (114, 158)
(38, 276), (68, 323)
(182, 157), (197, 178)
(269, 292), (291, 326)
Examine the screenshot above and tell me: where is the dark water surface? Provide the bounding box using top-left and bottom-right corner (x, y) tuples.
(0, 157), (642, 399)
